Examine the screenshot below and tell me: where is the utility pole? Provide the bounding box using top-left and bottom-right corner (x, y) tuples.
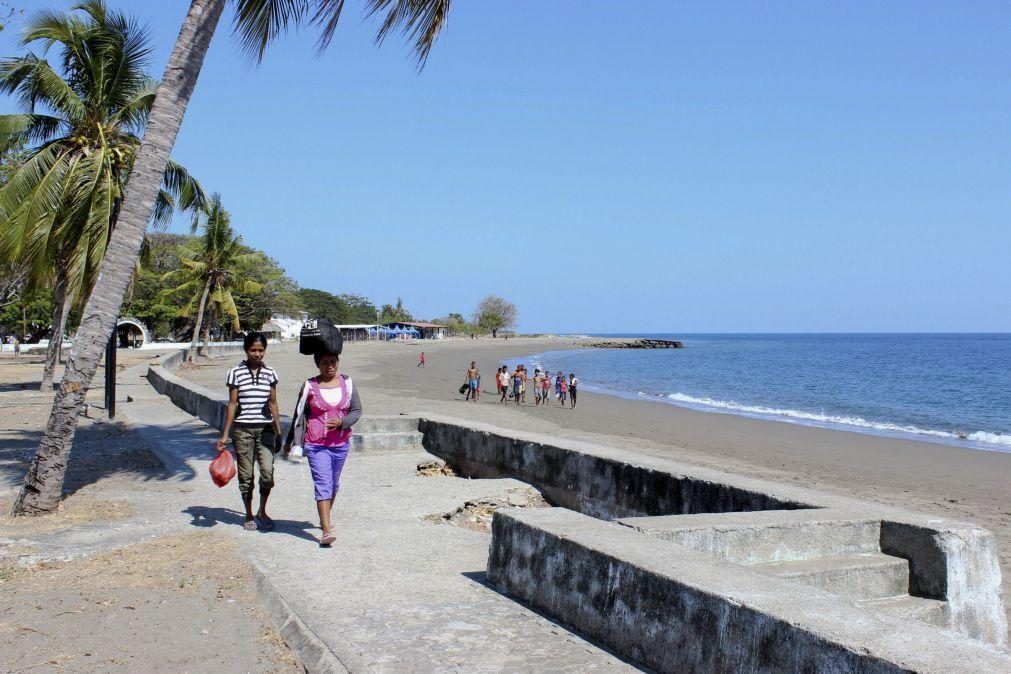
(104, 324), (117, 418)
(21, 303), (26, 340)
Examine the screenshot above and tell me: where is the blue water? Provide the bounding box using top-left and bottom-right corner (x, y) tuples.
(512, 334), (1011, 452)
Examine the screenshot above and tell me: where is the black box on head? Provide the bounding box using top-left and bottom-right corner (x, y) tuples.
(299, 317), (343, 356)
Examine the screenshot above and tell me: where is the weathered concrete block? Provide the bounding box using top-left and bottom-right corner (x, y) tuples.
(351, 431), (423, 451)
(619, 509), (880, 563)
(487, 508), (1011, 673)
(755, 552), (909, 600)
(881, 519), (1008, 648)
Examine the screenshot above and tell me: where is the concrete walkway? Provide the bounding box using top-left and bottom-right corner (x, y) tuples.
(116, 361), (637, 672)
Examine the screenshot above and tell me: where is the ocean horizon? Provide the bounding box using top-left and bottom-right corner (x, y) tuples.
(508, 333), (1011, 453)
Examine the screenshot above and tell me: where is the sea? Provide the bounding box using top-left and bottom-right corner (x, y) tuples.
(510, 334), (1011, 453)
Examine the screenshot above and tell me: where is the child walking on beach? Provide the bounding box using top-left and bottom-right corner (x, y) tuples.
(569, 373), (579, 408)
(217, 333), (282, 531)
(285, 350), (363, 546)
(559, 373), (569, 406)
(541, 370), (550, 406)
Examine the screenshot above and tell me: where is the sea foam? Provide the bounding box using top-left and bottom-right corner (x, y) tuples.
(655, 392), (1009, 450)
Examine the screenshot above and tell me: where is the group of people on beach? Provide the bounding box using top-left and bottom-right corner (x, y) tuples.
(463, 361), (578, 408)
(215, 332), (361, 546)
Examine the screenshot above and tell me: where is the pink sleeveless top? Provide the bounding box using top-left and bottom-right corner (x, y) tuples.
(303, 376), (353, 447)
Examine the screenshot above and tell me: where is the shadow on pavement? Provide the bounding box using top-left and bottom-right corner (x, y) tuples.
(184, 505), (319, 543)
(0, 422), (189, 496)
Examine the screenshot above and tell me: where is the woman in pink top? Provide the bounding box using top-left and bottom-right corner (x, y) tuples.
(285, 350), (362, 546)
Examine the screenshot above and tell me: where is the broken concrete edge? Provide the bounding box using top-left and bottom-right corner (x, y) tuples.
(488, 507), (1011, 673)
(416, 414), (1008, 647)
(249, 561), (354, 674)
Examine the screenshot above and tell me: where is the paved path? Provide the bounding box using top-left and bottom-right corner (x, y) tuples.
(119, 357), (637, 672)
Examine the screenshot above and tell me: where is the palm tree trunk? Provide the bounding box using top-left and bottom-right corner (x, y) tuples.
(189, 277), (211, 361)
(40, 272), (71, 392)
(12, 0), (226, 516)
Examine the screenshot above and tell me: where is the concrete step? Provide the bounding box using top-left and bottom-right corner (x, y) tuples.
(352, 431), (424, 451)
(753, 552), (909, 600)
(354, 416), (420, 433)
(861, 595), (948, 628)
(619, 509), (881, 564)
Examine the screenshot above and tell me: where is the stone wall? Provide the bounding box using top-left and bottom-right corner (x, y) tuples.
(420, 418), (808, 519)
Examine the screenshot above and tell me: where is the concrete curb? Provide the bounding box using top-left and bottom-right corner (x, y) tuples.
(250, 562), (352, 674)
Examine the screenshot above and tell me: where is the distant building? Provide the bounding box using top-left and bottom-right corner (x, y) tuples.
(384, 321), (447, 340)
(260, 313), (307, 340)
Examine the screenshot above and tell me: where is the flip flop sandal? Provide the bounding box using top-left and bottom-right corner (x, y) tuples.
(320, 530), (337, 546)
(255, 516), (275, 531)
(243, 519), (258, 531)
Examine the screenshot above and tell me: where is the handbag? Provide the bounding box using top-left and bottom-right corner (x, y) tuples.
(458, 383), (468, 395)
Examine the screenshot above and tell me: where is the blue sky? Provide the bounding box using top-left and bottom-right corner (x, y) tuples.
(3, 1), (1010, 332)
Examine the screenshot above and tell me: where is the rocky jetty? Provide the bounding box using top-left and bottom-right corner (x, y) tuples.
(587, 338), (683, 349)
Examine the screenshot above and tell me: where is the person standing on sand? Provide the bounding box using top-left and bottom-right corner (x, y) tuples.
(569, 373), (579, 408)
(418, 351), (425, 367)
(533, 369), (543, 406)
(541, 370), (550, 406)
(512, 367), (523, 405)
(466, 361), (480, 402)
(217, 333), (282, 532)
(13, 337), (20, 357)
(555, 371), (563, 403)
(284, 349), (362, 546)
(499, 367), (509, 403)
(559, 373), (569, 406)
(519, 365), (528, 403)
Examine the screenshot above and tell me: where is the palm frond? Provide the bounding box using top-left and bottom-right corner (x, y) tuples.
(363, 0), (451, 67)
(232, 0), (311, 63)
(0, 114), (66, 153)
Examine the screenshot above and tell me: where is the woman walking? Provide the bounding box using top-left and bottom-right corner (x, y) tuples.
(285, 350), (363, 546)
(216, 333), (282, 531)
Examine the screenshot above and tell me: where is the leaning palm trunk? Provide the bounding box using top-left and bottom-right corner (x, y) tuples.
(188, 277), (212, 361)
(12, 0), (226, 516)
(40, 272), (72, 392)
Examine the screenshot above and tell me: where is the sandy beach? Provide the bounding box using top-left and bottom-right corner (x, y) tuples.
(180, 336), (1011, 637)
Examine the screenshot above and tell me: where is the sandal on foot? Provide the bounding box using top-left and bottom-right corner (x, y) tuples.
(255, 515), (275, 531)
(320, 530), (336, 546)
(243, 519), (258, 531)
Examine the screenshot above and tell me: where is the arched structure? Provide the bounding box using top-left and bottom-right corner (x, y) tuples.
(116, 317), (149, 348)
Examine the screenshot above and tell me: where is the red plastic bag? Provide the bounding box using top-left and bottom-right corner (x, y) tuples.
(209, 450), (236, 487)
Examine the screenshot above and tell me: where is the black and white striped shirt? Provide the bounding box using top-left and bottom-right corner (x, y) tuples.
(225, 361), (278, 425)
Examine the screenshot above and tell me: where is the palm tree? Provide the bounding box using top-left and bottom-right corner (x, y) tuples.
(161, 194), (261, 358)
(0, 1), (206, 392)
(13, 0), (451, 516)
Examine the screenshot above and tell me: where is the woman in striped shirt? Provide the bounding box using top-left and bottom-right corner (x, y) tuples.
(216, 333), (282, 531)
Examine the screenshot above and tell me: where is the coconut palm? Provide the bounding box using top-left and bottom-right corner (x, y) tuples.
(0, 1), (207, 392)
(161, 194), (261, 357)
(13, 0), (451, 516)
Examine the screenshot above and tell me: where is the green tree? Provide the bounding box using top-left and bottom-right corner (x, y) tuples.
(379, 296), (412, 323)
(0, 1), (206, 391)
(433, 311), (470, 335)
(161, 195), (260, 359)
(475, 295), (517, 338)
(298, 288), (348, 321)
(232, 250), (301, 331)
(15, 0), (450, 516)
